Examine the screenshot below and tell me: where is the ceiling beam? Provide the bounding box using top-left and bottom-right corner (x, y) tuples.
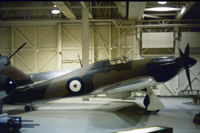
(149, 13), (177, 16)
(0, 7), (54, 10)
(52, 2), (76, 20)
(0, 6), (118, 10)
(122, 24), (200, 28)
(0, 19), (119, 27)
(128, 2), (146, 20)
(1, 19), (200, 27)
(80, 1), (93, 19)
(115, 2), (127, 18)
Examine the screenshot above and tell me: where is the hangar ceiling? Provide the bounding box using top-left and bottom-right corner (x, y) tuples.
(0, 1), (199, 25)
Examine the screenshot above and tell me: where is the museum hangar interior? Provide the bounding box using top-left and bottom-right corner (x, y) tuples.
(0, 1), (200, 133)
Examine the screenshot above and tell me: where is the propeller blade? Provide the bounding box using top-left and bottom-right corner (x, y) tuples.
(184, 43), (190, 59)
(185, 67), (193, 94)
(181, 43), (195, 95)
(8, 42), (26, 59)
(179, 48), (184, 58)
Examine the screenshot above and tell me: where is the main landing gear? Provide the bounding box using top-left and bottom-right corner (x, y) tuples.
(143, 95), (160, 113)
(142, 88), (164, 113)
(24, 104), (35, 112)
(143, 95), (150, 109)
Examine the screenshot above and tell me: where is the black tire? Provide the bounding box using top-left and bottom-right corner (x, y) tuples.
(144, 95), (161, 113)
(143, 95), (150, 109)
(24, 104), (33, 112)
(147, 110), (160, 114)
(155, 110), (160, 113)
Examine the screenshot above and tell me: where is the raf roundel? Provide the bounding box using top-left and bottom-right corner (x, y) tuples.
(66, 77), (83, 93)
(69, 80), (81, 92)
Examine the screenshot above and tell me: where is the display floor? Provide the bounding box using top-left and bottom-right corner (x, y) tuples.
(3, 97), (200, 133)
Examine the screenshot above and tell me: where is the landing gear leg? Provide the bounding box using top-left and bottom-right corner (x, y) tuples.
(24, 104), (34, 112)
(143, 88), (164, 113)
(143, 95), (160, 113)
(142, 88), (150, 110)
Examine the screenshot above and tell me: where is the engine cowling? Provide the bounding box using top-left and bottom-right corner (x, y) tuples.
(0, 75), (16, 94)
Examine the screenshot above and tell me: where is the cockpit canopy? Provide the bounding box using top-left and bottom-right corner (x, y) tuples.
(91, 56), (131, 69)
(109, 56), (131, 65)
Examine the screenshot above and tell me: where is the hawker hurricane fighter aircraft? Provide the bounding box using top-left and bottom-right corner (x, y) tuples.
(0, 43), (197, 112)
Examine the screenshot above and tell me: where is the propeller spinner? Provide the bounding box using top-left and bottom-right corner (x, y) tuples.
(179, 44), (197, 94)
(0, 43), (26, 98)
(0, 42), (26, 67)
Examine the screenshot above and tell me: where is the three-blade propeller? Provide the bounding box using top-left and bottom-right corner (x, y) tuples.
(179, 44), (196, 94)
(0, 43), (26, 99)
(8, 42), (26, 59)
(0, 42), (26, 66)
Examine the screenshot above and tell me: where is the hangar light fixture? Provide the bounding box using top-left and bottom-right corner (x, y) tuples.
(180, 6), (186, 15)
(51, 9), (60, 14)
(158, 1), (167, 5)
(144, 7), (180, 12)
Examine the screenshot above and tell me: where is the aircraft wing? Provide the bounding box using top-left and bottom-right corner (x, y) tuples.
(0, 80), (49, 100)
(0, 91), (7, 99)
(92, 76), (159, 95)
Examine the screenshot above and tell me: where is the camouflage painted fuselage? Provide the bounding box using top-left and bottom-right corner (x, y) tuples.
(1, 56), (196, 104)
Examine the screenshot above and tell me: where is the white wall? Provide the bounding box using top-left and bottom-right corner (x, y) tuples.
(181, 32), (200, 49)
(142, 32), (174, 48)
(0, 25), (141, 72)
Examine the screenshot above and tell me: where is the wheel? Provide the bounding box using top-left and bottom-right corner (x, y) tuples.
(143, 95), (150, 109)
(144, 95), (160, 114)
(24, 104), (33, 112)
(147, 110), (160, 114)
(155, 110), (160, 113)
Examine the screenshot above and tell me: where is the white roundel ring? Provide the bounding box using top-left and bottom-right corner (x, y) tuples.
(69, 80), (82, 92)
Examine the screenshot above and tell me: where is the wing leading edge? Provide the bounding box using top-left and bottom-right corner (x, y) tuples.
(92, 76), (158, 96)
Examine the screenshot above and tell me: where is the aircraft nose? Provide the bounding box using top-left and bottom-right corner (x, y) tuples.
(188, 58), (197, 67)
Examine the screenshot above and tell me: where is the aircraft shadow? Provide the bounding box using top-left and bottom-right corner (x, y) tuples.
(89, 102), (150, 129)
(3, 110), (26, 115)
(114, 103), (148, 124)
(2, 105), (31, 115)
